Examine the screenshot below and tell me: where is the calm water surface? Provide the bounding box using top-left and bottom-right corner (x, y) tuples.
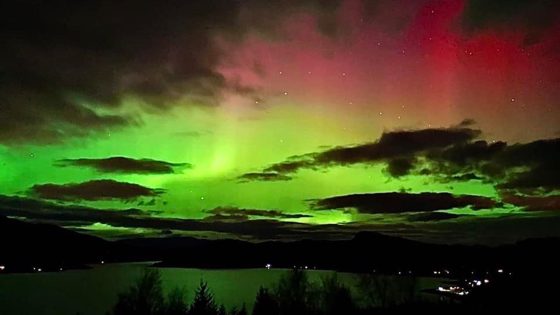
(0, 262), (443, 315)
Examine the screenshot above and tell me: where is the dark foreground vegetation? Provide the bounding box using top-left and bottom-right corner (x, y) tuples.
(109, 267), (560, 315)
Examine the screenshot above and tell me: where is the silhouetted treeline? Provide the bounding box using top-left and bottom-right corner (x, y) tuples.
(109, 269), (433, 315)
(110, 269), (246, 315)
(110, 267), (560, 315)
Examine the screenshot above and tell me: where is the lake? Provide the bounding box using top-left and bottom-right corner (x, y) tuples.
(0, 262), (443, 315)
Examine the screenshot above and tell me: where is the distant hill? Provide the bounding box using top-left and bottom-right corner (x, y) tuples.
(117, 231), (560, 275)
(0, 216), (111, 272)
(1, 216), (559, 275)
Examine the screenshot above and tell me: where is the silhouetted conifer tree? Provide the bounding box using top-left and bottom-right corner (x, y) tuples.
(112, 269), (165, 315)
(252, 287), (279, 315)
(320, 273), (355, 315)
(217, 304), (227, 315)
(166, 288), (188, 315)
(189, 280), (218, 315)
(274, 269), (318, 315)
(229, 304), (247, 315)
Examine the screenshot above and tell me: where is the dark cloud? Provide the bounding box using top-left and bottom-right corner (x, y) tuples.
(273, 124), (549, 197)
(29, 179), (164, 202)
(0, 195), (346, 240)
(420, 213), (560, 245)
(386, 157), (417, 177)
(422, 140), (508, 183)
(0, 96), (132, 145)
(2, 194), (559, 243)
(55, 156), (191, 174)
(242, 125), (481, 180)
(429, 140), (507, 169)
(349, 213), (560, 245)
(425, 138), (560, 194)
(237, 172), (292, 182)
(449, 173), (485, 182)
(313, 126), (479, 166)
(408, 212), (464, 222)
(496, 139), (560, 193)
(240, 121), (560, 197)
(262, 156), (318, 174)
(499, 165), (560, 193)
(0, 0), (342, 144)
(205, 206), (312, 221)
(311, 192), (497, 214)
(462, 0), (560, 37)
(457, 118), (477, 127)
(0, 194), (149, 226)
(501, 193), (560, 212)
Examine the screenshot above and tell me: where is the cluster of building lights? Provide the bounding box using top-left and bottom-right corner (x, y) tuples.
(438, 277), (492, 296)
(467, 278), (490, 288)
(437, 286), (470, 296)
(435, 268), (510, 297)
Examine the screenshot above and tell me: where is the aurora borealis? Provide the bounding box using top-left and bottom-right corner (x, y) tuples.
(1, 0), (559, 244)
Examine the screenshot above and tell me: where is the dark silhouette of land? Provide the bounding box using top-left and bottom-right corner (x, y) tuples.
(2, 216), (560, 313)
(1, 215), (559, 278)
(0, 216), (113, 272)
(110, 266), (560, 315)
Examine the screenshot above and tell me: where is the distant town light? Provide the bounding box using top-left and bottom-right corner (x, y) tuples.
(265, 263), (272, 270)
(438, 285), (470, 296)
(498, 269), (504, 273)
(484, 279), (490, 284)
(0, 265), (5, 271)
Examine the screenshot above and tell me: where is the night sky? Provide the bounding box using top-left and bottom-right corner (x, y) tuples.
(1, 0), (559, 244)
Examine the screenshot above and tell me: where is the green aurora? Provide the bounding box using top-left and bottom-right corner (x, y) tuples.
(1, 0), (560, 243)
